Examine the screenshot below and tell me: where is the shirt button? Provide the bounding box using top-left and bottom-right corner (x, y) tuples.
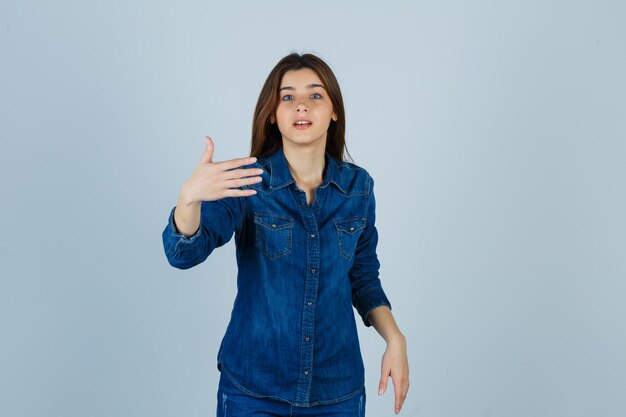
(349, 226), (354, 231)
(271, 224), (276, 228)
(310, 268), (316, 273)
(310, 234), (315, 238)
(305, 337), (310, 342)
(307, 301), (312, 306)
(304, 371), (309, 375)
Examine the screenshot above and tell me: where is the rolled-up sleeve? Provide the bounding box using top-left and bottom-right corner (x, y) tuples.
(162, 196), (244, 270)
(349, 175), (392, 326)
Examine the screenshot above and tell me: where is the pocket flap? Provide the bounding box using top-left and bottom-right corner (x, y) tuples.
(334, 218), (367, 234)
(254, 212), (294, 231)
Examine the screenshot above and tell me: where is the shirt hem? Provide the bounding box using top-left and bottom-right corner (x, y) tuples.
(219, 363), (365, 407)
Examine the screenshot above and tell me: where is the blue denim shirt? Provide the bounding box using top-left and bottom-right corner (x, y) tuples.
(162, 146), (391, 407)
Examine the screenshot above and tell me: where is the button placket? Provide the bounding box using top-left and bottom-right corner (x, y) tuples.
(294, 184), (321, 404)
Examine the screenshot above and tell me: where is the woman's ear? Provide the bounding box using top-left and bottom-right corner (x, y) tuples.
(331, 112), (338, 122)
(270, 115), (276, 124)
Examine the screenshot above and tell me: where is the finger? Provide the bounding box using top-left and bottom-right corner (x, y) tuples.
(393, 377), (407, 414)
(199, 136), (214, 164)
(223, 167), (264, 180)
(221, 188), (258, 198)
(219, 155), (258, 171)
(225, 176), (263, 188)
(379, 368), (390, 395)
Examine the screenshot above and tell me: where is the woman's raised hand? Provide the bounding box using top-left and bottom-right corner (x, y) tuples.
(180, 136), (263, 204)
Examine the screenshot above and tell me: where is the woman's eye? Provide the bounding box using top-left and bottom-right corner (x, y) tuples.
(281, 93), (323, 101)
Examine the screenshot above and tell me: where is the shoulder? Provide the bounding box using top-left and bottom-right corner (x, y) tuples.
(334, 159), (373, 196)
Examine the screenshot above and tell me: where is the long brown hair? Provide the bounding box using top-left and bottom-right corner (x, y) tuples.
(249, 52), (352, 163)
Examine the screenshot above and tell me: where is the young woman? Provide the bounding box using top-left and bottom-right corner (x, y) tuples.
(162, 52), (409, 416)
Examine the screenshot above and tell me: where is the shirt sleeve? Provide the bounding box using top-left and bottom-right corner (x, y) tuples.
(349, 174), (392, 327)
(162, 196), (245, 270)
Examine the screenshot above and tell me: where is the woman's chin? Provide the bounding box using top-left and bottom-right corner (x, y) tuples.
(281, 134), (327, 148)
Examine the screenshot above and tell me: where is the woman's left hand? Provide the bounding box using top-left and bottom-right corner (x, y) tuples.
(378, 336), (409, 414)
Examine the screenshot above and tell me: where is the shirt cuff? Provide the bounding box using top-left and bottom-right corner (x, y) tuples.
(355, 288), (392, 327)
(165, 206), (202, 251)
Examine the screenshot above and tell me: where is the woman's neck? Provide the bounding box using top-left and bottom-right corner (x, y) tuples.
(282, 140), (326, 188)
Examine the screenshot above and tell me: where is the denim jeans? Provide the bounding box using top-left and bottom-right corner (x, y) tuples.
(216, 370), (366, 417)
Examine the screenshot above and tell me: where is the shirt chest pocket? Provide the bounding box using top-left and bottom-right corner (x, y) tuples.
(254, 212), (294, 260)
(334, 217), (367, 261)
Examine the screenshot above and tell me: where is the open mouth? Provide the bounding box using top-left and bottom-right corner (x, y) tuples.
(293, 120), (313, 129)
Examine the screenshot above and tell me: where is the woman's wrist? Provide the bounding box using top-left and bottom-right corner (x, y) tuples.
(386, 331), (406, 347)
(179, 183), (199, 207)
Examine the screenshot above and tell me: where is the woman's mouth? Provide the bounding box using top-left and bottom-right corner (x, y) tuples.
(293, 119), (313, 130)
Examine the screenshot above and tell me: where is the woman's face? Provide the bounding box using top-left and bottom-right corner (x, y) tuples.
(272, 68), (337, 149)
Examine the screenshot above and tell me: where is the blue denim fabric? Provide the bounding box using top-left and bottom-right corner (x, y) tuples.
(162, 146), (391, 407)
(217, 369), (366, 417)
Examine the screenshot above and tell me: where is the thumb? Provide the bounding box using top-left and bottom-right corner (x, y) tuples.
(379, 368), (390, 395)
(199, 136), (214, 164)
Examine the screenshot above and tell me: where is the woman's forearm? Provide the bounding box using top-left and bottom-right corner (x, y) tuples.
(174, 186), (202, 237)
(369, 305), (410, 415)
(367, 305), (405, 344)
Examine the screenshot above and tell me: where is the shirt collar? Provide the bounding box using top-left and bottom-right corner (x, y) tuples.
(268, 146), (347, 194)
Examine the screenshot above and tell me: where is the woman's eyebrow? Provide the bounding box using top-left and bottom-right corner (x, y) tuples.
(279, 84), (326, 91)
